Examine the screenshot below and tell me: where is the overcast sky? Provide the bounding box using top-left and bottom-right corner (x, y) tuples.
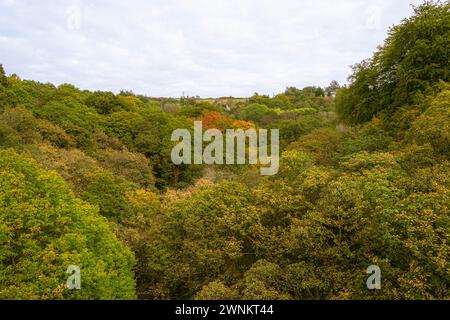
(0, 0), (424, 97)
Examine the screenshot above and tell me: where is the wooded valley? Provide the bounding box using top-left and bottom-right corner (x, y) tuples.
(0, 1), (448, 300)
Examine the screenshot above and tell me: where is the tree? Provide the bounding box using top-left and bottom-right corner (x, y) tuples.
(326, 80), (340, 97)
(288, 128), (342, 165)
(197, 111), (236, 131)
(337, 122), (393, 157)
(238, 260), (291, 300)
(0, 149), (136, 299)
(33, 97), (103, 149)
(405, 88), (450, 158)
(239, 103), (277, 125)
(336, 1), (449, 124)
(0, 106), (41, 145)
(195, 281), (239, 300)
(0, 64), (7, 87)
(85, 91), (122, 115)
(269, 115), (325, 150)
(94, 148), (155, 188)
(178, 101), (220, 118)
(81, 171), (135, 222)
(142, 181), (262, 299)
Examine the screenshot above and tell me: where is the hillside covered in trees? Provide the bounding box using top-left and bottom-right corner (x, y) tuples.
(0, 1), (448, 299)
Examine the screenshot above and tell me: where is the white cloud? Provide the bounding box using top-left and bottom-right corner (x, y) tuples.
(0, 0), (424, 97)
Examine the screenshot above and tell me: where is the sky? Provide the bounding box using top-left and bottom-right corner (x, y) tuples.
(0, 0), (425, 98)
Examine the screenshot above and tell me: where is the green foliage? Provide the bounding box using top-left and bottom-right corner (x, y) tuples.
(239, 260), (291, 300)
(195, 281), (239, 300)
(0, 149), (136, 299)
(0, 2), (448, 300)
(106, 109), (202, 189)
(239, 103), (277, 124)
(248, 88), (329, 111)
(0, 107), (41, 145)
(336, 1), (449, 124)
(81, 171), (135, 222)
(178, 101), (220, 118)
(141, 181), (262, 299)
(94, 148), (155, 188)
(29, 144), (102, 193)
(0, 64), (7, 87)
(0, 74), (36, 111)
(0, 107), (75, 149)
(337, 122), (393, 157)
(85, 91), (122, 115)
(33, 97), (103, 149)
(288, 128), (342, 165)
(405, 88), (450, 157)
(269, 115), (326, 149)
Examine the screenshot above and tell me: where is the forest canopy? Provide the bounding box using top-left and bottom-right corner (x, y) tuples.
(0, 1), (448, 300)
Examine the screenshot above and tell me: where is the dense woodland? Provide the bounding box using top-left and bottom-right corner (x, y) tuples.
(0, 2), (448, 299)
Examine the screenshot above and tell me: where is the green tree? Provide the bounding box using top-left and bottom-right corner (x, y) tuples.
(0, 149), (136, 299)
(336, 1), (449, 124)
(85, 91), (122, 115)
(0, 64), (7, 87)
(239, 103), (277, 124)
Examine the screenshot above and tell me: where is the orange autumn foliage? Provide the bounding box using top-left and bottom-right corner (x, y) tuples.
(198, 111), (256, 132)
